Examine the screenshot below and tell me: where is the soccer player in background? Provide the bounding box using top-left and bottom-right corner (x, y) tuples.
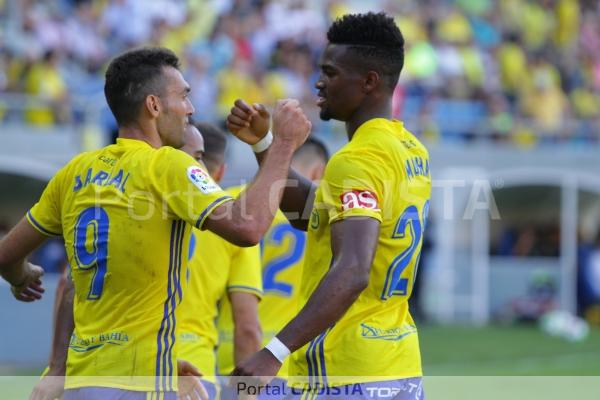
(216, 137), (329, 399)
(178, 122), (263, 400)
(0, 46), (311, 400)
(227, 13), (431, 399)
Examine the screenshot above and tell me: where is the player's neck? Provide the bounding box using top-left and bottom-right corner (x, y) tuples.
(345, 100), (392, 140)
(118, 123), (163, 148)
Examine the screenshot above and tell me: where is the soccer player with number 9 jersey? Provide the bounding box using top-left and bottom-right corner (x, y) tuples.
(0, 47), (312, 400)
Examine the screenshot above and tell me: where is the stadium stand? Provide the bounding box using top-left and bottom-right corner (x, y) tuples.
(0, 0), (598, 145)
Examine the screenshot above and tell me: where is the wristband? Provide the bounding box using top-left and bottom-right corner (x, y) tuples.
(264, 336), (291, 363)
(251, 130), (273, 153)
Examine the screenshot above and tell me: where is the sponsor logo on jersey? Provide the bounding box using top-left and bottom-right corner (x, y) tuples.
(187, 166), (220, 194)
(340, 190), (380, 211)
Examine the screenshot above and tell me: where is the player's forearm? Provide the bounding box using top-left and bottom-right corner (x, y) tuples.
(229, 140), (296, 243)
(0, 258), (29, 286)
(255, 151), (317, 231)
(231, 291), (262, 364)
(48, 278), (74, 375)
(234, 325), (262, 365)
(0, 218), (46, 285)
(276, 262), (369, 353)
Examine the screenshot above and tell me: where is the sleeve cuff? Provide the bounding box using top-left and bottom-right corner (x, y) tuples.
(227, 285), (263, 299)
(26, 211), (61, 237)
(329, 208), (383, 225)
(195, 196), (234, 229)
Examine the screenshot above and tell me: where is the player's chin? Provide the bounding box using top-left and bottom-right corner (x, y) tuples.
(319, 109), (332, 121)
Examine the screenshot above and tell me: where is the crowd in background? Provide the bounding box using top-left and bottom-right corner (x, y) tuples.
(1, 0), (600, 144)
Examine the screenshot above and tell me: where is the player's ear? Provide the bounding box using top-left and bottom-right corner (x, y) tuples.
(214, 163), (226, 183)
(310, 161), (326, 181)
(145, 94), (161, 118)
(363, 71), (380, 93)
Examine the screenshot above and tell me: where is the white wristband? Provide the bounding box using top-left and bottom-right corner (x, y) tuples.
(264, 336), (290, 363)
(251, 130), (273, 153)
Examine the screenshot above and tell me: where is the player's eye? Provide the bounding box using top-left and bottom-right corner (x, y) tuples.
(322, 68), (335, 78)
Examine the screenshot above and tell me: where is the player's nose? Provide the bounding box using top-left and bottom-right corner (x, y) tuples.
(315, 78), (325, 90)
(186, 98), (195, 115)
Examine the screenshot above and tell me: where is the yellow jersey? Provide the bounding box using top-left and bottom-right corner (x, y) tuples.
(213, 188), (264, 376)
(258, 211), (307, 376)
(288, 119), (431, 385)
(26, 138), (233, 392)
(177, 186), (262, 381)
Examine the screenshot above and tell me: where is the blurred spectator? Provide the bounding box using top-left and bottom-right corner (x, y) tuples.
(501, 270), (558, 323)
(0, 0), (598, 144)
(578, 233), (600, 323)
(494, 223), (560, 257)
(23, 50), (69, 125)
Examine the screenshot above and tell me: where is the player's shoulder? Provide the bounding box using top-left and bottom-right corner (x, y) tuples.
(56, 149), (102, 178)
(149, 145), (202, 176)
(153, 144), (186, 161)
(356, 118), (429, 160)
(224, 184), (246, 198)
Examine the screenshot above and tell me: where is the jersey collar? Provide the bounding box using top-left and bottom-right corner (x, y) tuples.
(115, 138), (155, 148)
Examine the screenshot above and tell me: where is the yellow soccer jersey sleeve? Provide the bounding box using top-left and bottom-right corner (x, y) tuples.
(258, 211), (307, 376)
(26, 154), (71, 236)
(177, 225), (261, 381)
(150, 146), (235, 229)
(215, 252), (263, 375)
(27, 138), (233, 392)
(289, 119), (431, 386)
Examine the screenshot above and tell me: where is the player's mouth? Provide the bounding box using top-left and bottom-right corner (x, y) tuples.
(317, 94), (326, 107)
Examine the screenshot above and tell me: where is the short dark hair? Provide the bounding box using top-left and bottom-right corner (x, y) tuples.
(194, 122), (227, 172)
(104, 47), (180, 126)
(294, 136), (329, 163)
(327, 12), (404, 90)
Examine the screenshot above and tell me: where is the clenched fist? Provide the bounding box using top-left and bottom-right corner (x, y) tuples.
(271, 99), (312, 151)
(11, 262), (45, 302)
(226, 100), (271, 145)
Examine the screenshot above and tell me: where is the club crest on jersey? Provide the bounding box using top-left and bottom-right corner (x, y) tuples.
(187, 166), (219, 194)
(340, 190), (380, 211)
(310, 208), (320, 229)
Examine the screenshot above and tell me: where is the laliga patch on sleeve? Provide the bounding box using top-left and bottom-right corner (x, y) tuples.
(340, 190), (380, 211)
(187, 166), (220, 194)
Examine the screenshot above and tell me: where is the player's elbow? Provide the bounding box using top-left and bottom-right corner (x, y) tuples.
(232, 231), (261, 247)
(0, 245), (10, 270)
(347, 267), (370, 295)
(232, 223), (263, 247)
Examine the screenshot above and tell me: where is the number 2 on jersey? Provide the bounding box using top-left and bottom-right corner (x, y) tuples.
(74, 207), (109, 300)
(262, 224), (306, 296)
(381, 201), (429, 300)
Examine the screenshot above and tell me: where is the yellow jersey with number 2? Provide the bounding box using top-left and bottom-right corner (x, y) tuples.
(289, 119), (431, 386)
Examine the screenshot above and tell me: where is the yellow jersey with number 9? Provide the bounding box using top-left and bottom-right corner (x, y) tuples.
(288, 119), (431, 386)
(26, 138), (233, 392)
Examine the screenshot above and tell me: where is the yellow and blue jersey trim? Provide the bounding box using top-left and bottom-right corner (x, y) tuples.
(195, 196), (233, 229)
(26, 210), (61, 236)
(226, 285), (263, 298)
(305, 327), (333, 391)
(155, 220), (186, 392)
